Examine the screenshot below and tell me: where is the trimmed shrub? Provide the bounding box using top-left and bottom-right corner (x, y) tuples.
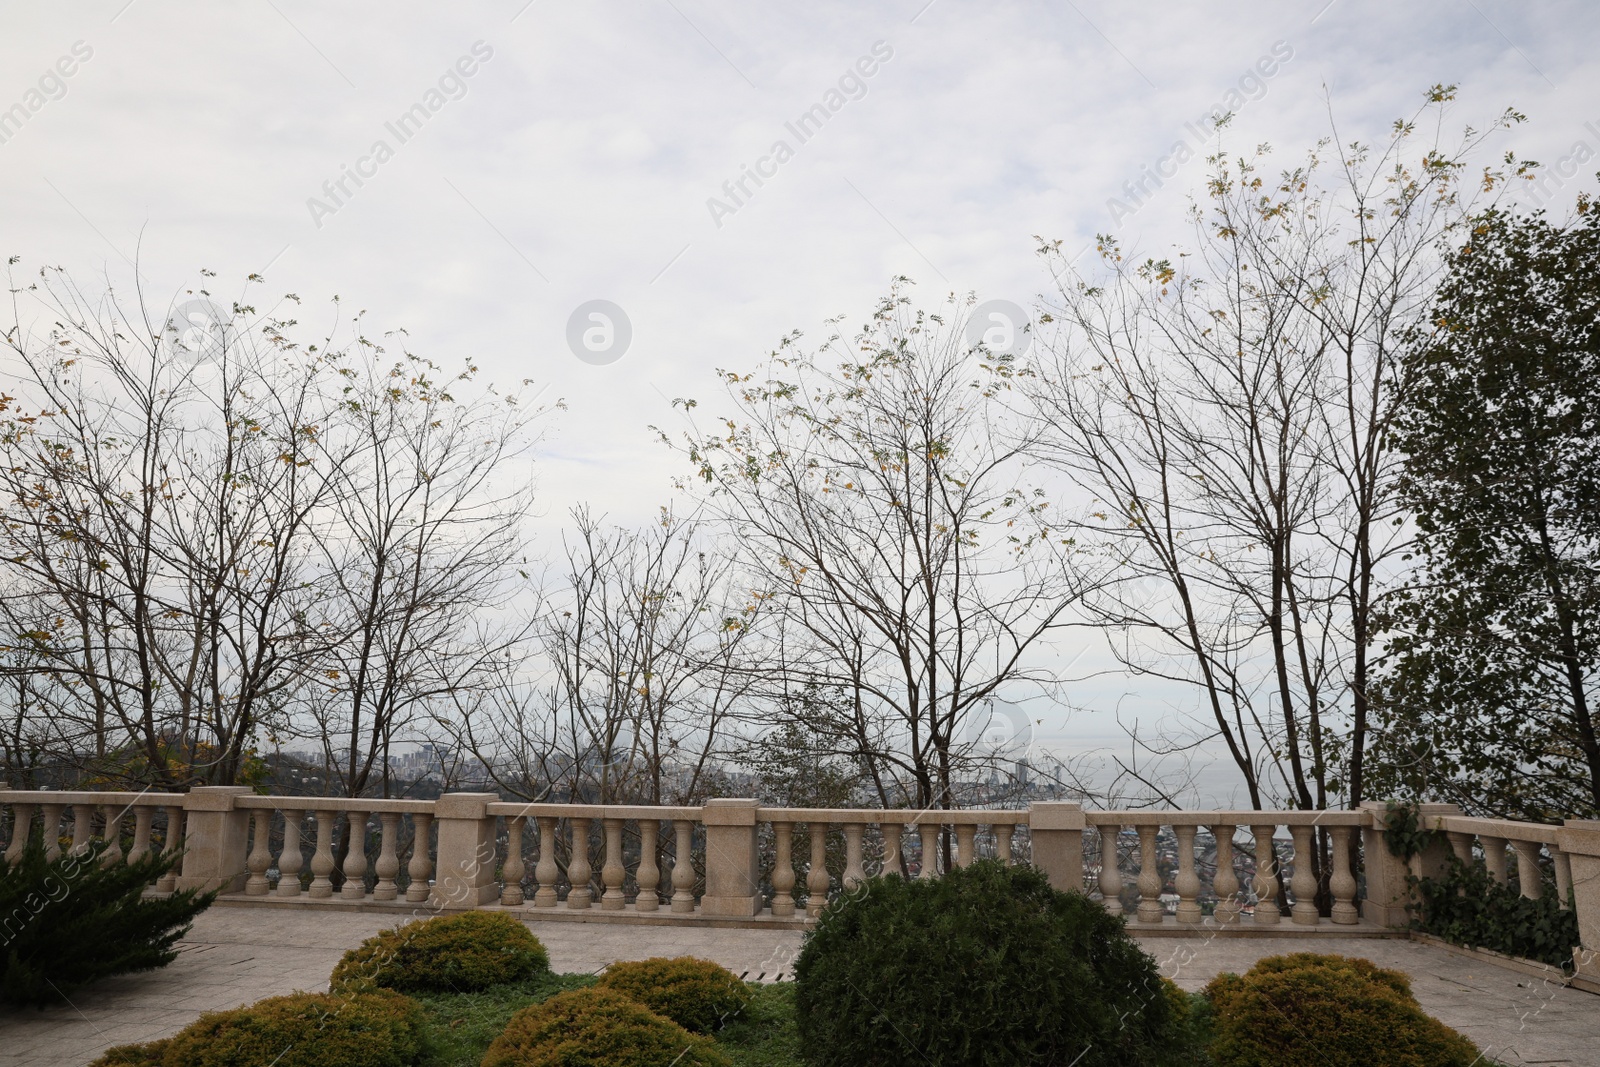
(1204, 952), (1480, 1067)
(793, 859), (1195, 1067)
(88, 989), (426, 1067)
(0, 837), (215, 1007)
(329, 911), (548, 994)
(481, 986), (731, 1067)
(597, 956), (751, 1033)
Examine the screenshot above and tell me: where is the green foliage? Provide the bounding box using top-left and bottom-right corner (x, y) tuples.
(89, 989), (426, 1067)
(1204, 953), (1480, 1067)
(792, 860), (1197, 1067)
(0, 837), (214, 1007)
(1413, 854), (1579, 969)
(1379, 800), (1440, 861)
(329, 912), (549, 995)
(1377, 196), (1600, 820)
(598, 956), (752, 1033)
(1380, 803), (1580, 968)
(480, 986), (731, 1067)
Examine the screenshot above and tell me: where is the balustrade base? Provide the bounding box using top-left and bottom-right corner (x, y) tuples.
(201, 893), (816, 929)
(193, 891), (1408, 937)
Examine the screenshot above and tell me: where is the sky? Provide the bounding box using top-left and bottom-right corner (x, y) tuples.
(3, 0), (1598, 802)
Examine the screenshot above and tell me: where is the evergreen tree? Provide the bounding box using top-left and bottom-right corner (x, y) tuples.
(1375, 193), (1600, 820)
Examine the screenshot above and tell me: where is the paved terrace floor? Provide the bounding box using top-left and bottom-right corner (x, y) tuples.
(2, 908), (1595, 1067)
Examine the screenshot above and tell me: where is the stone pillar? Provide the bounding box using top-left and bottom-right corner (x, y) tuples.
(1028, 802), (1085, 894)
(175, 787), (252, 893)
(1358, 801), (1459, 928)
(429, 793), (499, 908)
(700, 798), (760, 918)
(1555, 819), (1600, 990)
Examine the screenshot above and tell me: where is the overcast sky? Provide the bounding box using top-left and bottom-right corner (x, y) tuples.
(5, 1), (1598, 798)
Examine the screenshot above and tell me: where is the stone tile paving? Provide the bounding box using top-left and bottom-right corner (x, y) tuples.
(0, 910), (1592, 1066)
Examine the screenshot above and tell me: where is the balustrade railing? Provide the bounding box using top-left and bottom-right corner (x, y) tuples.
(3, 786), (1597, 984)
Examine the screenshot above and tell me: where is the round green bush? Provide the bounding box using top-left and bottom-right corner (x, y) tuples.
(1204, 952), (1481, 1067)
(481, 987), (731, 1067)
(88, 989), (425, 1067)
(793, 859), (1193, 1067)
(597, 956), (751, 1033)
(329, 911), (549, 994)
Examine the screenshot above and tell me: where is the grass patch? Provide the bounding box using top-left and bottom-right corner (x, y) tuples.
(716, 982), (803, 1067)
(410, 974), (801, 1067)
(414, 971), (597, 1067)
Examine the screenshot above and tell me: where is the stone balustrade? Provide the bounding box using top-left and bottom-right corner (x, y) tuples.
(3, 788), (1597, 985)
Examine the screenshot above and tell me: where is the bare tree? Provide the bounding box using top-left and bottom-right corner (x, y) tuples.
(1026, 90), (1527, 815)
(665, 283), (1105, 812)
(1025, 90), (1530, 910)
(304, 340), (544, 800)
(0, 264), (347, 786)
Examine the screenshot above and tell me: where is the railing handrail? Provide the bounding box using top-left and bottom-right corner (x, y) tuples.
(486, 801), (703, 820)
(0, 789), (182, 805)
(756, 807), (1028, 824)
(1084, 810), (1370, 827)
(1432, 814), (1561, 844)
(234, 796), (436, 813)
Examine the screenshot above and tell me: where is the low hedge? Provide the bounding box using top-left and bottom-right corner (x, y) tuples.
(481, 986), (731, 1067)
(88, 989), (425, 1067)
(1204, 953), (1480, 1067)
(597, 956), (751, 1033)
(329, 911), (548, 994)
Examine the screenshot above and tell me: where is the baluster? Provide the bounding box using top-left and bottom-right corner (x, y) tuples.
(994, 823), (1014, 865)
(635, 820), (660, 911)
(1512, 839), (1543, 900)
(405, 812), (433, 902)
(341, 811), (369, 900)
(1289, 825), (1319, 925)
(6, 804), (35, 864)
(842, 823), (866, 889)
(1330, 826), (1358, 924)
(308, 810), (336, 897)
(881, 823), (903, 877)
(70, 803), (93, 856)
(100, 805), (125, 867)
(1250, 824), (1279, 924)
(277, 810), (305, 897)
(601, 818), (626, 910)
(771, 822), (796, 916)
(1446, 830), (1473, 867)
(245, 810), (273, 894)
(1553, 847), (1574, 908)
(1136, 825), (1163, 922)
(41, 803), (64, 862)
(955, 823), (976, 869)
(1211, 824), (1239, 923)
(533, 817), (559, 907)
(129, 806), (154, 865)
(373, 813), (401, 901)
(566, 818), (593, 908)
(670, 819), (696, 913)
(1174, 824), (1201, 923)
(1099, 825), (1123, 916)
(918, 823), (939, 878)
(501, 816), (526, 907)
(156, 805), (183, 891)
(806, 822), (831, 917)
(1481, 835), (1509, 885)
